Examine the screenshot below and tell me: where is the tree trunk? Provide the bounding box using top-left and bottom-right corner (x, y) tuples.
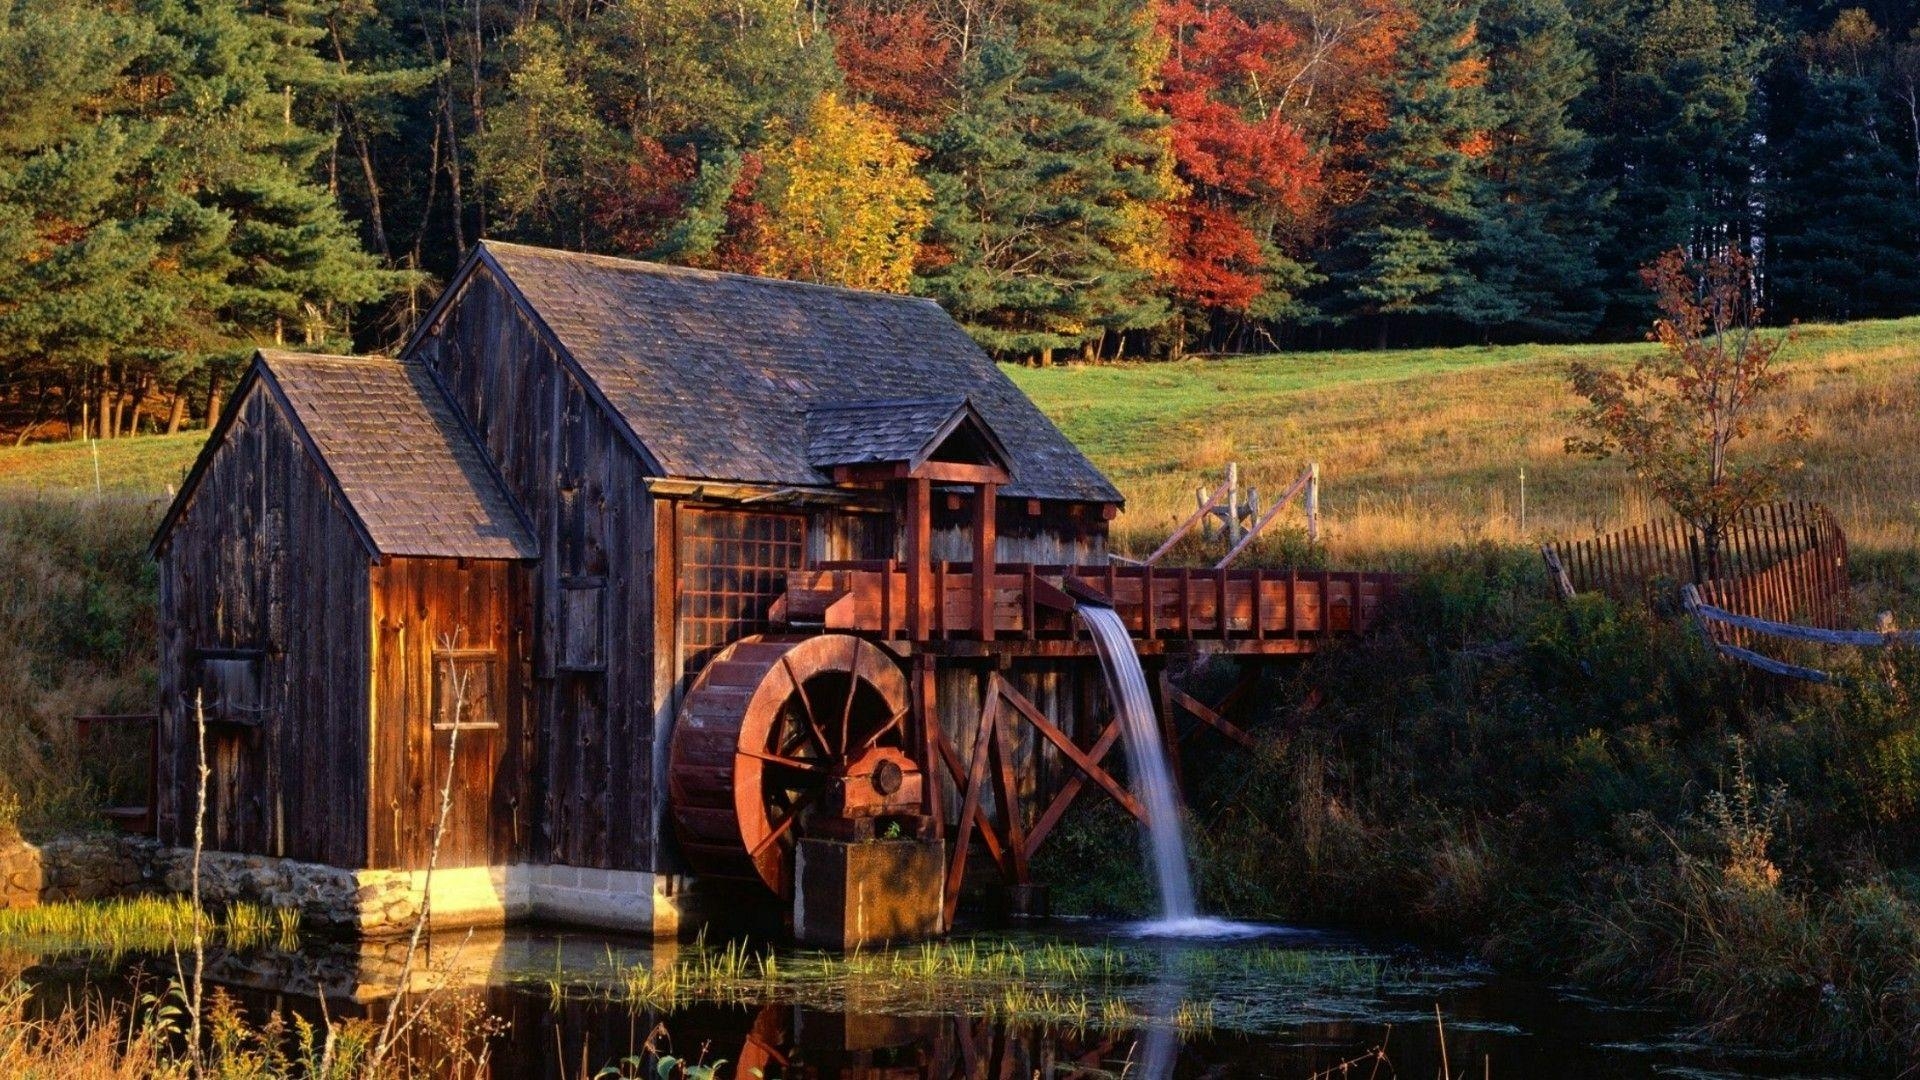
(99, 387), (116, 440)
(206, 372), (225, 427)
(165, 383), (187, 435)
(124, 375), (150, 436)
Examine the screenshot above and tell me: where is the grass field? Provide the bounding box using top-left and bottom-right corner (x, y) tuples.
(1009, 315), (1920, 563)
(5, 316), (1919, 565)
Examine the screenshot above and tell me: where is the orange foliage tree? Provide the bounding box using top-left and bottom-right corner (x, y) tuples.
(1152, 0), (1322, 320)
(753, 92), (932, 291)
(1567, 250), (1808, 579)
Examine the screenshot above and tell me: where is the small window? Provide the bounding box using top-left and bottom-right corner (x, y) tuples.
(433, 648), (501, 730)
(560, 577), (607, 671)
(196, 651), (263, 727)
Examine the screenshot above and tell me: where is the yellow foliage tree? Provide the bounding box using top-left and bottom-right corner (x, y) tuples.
(755, 92), (931, 292)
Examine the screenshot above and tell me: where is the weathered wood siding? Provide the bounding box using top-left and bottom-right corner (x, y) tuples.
(154, 383), (371, 866)
(367, 558), (531, 869)
(408, 263), (657, 873)
(929, 499), (1109, 565)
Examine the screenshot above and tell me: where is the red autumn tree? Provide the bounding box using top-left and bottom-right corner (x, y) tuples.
(1153, 0), (1321, 317)
(829, 2), (956, 134)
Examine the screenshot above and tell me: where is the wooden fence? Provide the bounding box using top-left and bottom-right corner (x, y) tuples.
(1544, 501), (1847, 612)
(1693, 540), (1851, 642)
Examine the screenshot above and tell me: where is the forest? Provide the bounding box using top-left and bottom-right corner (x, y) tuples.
(2, 0), (1918, 440)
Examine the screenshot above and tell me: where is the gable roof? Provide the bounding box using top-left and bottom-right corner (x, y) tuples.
(153, 350), (537, 561)
(450, 241), (1122, 504)
(805, 396), (1012, 474)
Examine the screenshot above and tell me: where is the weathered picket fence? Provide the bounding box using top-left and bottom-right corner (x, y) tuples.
(1543, 501), (1847, 615)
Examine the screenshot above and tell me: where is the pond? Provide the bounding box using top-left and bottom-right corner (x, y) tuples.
(11, 919), (1859, 1079)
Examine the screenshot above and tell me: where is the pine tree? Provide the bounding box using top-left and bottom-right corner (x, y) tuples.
(917, 0), (1171, 360)
(1328, 0), (1497, 345)
(138, 0), (401, 357)
(1572, 0), (1771, 330)
(1764, 11), (1920, 322)
(1471, 0), (1607, 339)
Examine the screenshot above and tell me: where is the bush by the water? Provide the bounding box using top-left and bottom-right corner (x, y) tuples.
(1088, 545), (1920, 1071)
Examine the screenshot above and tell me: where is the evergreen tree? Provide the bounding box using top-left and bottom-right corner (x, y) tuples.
(917, 0), (1171, 360)
(1471, 0), (1608, 339)
(1764, 11), (1920, 321)
(1572, 0), (1772, 330)
(1327, 0), (1497, 345)
(140, 0), (401, 355)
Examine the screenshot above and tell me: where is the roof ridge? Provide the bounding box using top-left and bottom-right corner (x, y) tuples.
(256, 348), (402, 366)
(479, 239), (944, 307)
(807, 395), (968, 414)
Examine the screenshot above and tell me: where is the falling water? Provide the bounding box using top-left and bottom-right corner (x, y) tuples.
(1080, 602), (1197, 921)
(1081, 601), (1280, 940)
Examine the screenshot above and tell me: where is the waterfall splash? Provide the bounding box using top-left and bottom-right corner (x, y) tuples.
(1079, 602), (1275, 939)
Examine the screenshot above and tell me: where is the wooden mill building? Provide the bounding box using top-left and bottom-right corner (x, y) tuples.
(149, 242), (1154, 932)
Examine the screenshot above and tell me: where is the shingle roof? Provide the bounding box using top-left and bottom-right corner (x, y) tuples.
(473, 242), (1122, 504)
(806, 396), (1004, 470)
(258, 351), (536, 559)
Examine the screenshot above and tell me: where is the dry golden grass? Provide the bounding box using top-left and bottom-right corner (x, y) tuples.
(1011, 316), (1920, 568)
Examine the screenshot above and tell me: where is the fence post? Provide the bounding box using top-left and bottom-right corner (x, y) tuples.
(1226, 462), (1240, 547)
(1306, 462), (1320, 545)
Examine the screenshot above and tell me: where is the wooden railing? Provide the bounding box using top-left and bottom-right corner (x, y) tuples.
(776, 560), (1399, 648)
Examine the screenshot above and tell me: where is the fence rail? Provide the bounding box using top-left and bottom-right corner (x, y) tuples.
(1545, 501), (1847, 614)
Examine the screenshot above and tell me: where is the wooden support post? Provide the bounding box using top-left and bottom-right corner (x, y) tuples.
(916, 653), (942, 835)
(987, 677), (1030, 885)
(944, 691), (1000, 928)
(908, 476), (932, 641)
(975, 482), (997, 640)
(1154, 668), (1186, 801)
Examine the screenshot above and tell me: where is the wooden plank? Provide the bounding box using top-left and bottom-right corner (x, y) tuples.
(1136, 478), (1231, 567)
(987, 678), (1031, 885)
(1022, 716), (1126, 859)
(1164, 680), (1257, 750)
(975, 484), (996, 641)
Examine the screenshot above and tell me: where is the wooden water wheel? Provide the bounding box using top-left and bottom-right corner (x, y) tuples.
(667, 634), (915, 896)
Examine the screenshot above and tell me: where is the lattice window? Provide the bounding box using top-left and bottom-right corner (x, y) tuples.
(678, 510), (805, 674)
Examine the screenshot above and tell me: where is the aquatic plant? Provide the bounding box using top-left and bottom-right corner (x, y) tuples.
(0, 895), (300, 958)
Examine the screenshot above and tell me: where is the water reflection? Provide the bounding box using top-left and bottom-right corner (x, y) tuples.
(10, 925), (1865, 1080)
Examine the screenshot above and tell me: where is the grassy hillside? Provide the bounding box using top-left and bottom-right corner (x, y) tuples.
(0, 432), (202, 496)
(1010, 315), (1920, 563)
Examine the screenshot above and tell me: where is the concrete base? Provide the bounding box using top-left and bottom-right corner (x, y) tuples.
(150, 848), (700, 938)
(793, 837), (945, 951)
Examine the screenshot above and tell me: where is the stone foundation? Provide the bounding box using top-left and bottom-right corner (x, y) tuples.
(161, 850), (690, 936)
(0, 834), (158, 908)
(0, 834), (696, 938)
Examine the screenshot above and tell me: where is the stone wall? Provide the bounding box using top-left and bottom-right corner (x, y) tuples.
(0, 833), (157, 909)
(1, 834), (690, 938)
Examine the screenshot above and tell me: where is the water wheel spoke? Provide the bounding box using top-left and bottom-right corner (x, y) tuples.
(738, 747), (828, 774)
(779, 654), (834, 758)
(837, 636), (860, 753)
(853, 707), (908, 754)
(750, 789), (821, 859)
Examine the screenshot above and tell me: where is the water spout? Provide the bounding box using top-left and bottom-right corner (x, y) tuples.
(1078, 603), (1196, 921)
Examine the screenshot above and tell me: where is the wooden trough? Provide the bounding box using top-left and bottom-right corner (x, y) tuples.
(775, 561), (1396, 654)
